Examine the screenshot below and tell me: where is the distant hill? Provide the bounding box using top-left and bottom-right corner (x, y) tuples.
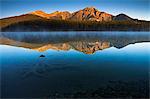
(0, 7), (150, 31)
(113, 14), (134, 21)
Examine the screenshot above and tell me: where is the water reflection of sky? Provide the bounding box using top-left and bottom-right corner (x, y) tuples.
(0, 42), (149, 98)
(1, 42), (149, 58)
(1, 42), (149, 71)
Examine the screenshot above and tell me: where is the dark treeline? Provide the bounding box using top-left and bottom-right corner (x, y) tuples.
(1, 19), (150, 31)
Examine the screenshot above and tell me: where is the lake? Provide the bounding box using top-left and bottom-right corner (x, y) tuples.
(0, 32), (150, 98)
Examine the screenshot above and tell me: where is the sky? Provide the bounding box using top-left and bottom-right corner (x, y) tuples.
(0, 0), (150, 20)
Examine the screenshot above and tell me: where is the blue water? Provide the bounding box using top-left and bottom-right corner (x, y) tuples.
(0, 32), (150, 98)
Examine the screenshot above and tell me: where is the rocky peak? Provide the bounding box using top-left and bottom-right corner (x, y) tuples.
(70, 7), (113, 21)
(83, 6), (98, 12)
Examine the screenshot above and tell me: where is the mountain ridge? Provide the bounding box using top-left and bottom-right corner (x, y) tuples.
(28, 7), (115, 21)
(0, 7), (149, 31)
(27, 7), (143, 22)
(1, 7), (136, 21)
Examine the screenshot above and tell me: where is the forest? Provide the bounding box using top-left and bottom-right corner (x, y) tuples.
(1, 19), (150, 31)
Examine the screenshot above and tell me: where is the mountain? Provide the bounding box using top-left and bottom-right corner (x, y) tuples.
(29, 7), (113, 21)
(70, 7), (113, 21)
(30, 10), (71, 20)
(0, 7), (149, 31)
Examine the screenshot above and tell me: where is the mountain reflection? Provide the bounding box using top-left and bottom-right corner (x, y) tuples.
(0, 32), (150, 54)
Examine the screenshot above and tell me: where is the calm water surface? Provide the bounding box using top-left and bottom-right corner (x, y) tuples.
(0, 32), (150, 98)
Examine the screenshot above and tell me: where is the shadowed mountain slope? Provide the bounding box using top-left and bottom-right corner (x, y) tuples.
(0, 14), (45, 28)
(113, 14), (133, 21)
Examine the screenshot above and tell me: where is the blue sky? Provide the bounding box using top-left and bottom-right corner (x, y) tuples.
(1, 0), (150, 20)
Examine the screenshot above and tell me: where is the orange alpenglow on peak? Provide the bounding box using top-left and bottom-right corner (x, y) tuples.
(28, 7), (113, 21)
(28, 7), (135, 22)
(70, 7), (113, 21)
(30, 10), (71, 20)
(29, 10), (50, 18)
